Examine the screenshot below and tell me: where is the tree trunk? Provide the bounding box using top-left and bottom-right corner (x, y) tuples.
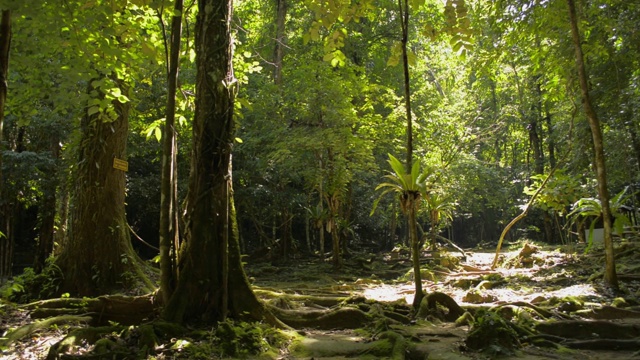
(53, 181), (70, 255)
(398, 0), (412, 169)
(318, 156), (325, 260)
(163, 0), (275, 324)
(626, 122), (640, 173)
(0, 9), (11, 283)
(389, 201), (397, 249)
(305, 197), (311, 253)
(34, 136), (61, 273)
(545, 111), (556, 169)
(273, 0), (286, 85)
(567, 0), (617, 288)
(56, 78), (151, 296)
(159, 0), (183, 306)
(409, 200), (423, 308)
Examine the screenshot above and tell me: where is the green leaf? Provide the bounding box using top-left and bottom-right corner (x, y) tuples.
(87, 106), (100, 116)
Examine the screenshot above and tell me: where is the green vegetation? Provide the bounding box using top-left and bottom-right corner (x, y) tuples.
(0, 0), (639, 358)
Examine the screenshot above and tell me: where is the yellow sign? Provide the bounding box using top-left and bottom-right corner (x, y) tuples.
(113, 158), (129, 172)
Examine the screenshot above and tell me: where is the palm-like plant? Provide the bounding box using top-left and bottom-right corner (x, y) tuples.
(372, 154), (429, 308)
(424, 192), (455, 250)
(568, 188), (635, 252)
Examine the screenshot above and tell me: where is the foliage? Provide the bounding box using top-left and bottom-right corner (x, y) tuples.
(0, 259), (62, 303)
(568, 188), (636, 252)
(524, 170), (585, 214)
(371, 154), (428, 216)
(465, 309), (521, 356)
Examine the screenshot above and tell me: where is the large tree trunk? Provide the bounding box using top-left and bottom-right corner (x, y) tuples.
(159, 0), (183, 306)
(567, 0), (617, 288)
(163, 0), (274, 324)
(0, 9), (11, 283)
(56, 78), (151, 296)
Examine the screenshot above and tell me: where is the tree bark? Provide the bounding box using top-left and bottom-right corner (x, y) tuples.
(398, 0), (412, 169)
(273, 0), (286, 85)
(159, 0), (183, 306)
(0, 9), (11, 282)
(34, 136), (60, 273)
(409, 199), (423, 308)
(56, 78), (151, 296)
(566, 0), (617, 288)
(163, 0), (275, 324)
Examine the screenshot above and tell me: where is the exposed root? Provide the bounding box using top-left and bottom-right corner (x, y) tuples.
(575, 305), (640, 320)
(22, 294), (157, 325)
(535, 319), (640, 340)
(269, 306), (369, 330)
(417, 291), (465, 321)
(0, 315), (92, 348)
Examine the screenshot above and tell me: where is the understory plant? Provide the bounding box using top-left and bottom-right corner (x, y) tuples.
(568, 187), (636, 252)
(372, 154), (429, 308)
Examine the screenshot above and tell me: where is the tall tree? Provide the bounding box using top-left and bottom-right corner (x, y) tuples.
(54, 1), (155, 295)
(0, 9), (11, 282)
(55, 75), (152, 295)
(566, 0), (617, 288)
(159, 0), (184, 305)
(163, 0), (277, 324)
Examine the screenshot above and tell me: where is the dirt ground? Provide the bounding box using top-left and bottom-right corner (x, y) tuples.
(248, 241), (640, 359)
(2, 240), (640, 359)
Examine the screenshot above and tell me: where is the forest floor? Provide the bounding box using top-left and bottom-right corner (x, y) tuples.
(247, 239), (640, 359)
(2, 239), (640, 359)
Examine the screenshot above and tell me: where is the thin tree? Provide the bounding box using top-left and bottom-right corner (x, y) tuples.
(0, 9), (11, 282)
(566, 0), (617, 288)
(273, 0), (286, 85)
(159, 0), (183, 305)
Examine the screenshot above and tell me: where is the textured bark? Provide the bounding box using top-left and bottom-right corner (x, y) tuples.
(567, 0), (617, 288)
(163, 0), (277, 325)
(0, 9), (11, 282)
(159, 0), (184, 306)
(56, 78), (151, 296)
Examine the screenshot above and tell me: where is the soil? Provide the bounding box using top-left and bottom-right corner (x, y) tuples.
(2, 240), (640, 359)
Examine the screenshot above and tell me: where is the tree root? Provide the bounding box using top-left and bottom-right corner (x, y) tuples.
(417, 291), (465, 321)
(575, 305), (640, 320)
(492, 301), (570, 320)
(46, 325), (122, 360)
(22, 294), (157, 325)
(563, 339), (640, 350)
(269, 306), (369, 330)
(0, 315), (92, 348)
(535, 319), (640, 340)
(254, 289), (351, 308)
